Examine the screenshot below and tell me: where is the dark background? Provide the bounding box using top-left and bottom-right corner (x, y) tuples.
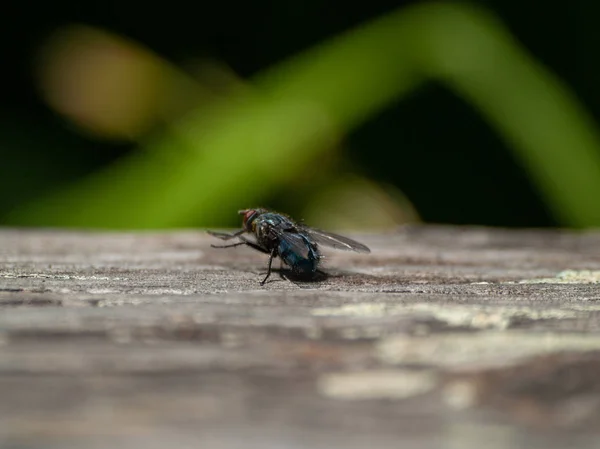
(2, 0), (598, 228)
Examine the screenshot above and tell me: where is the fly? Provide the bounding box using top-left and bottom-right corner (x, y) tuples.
(208, 208), (370, 285)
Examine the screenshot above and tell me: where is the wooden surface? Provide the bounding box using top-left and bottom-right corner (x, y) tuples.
(2, 225), (600, 448)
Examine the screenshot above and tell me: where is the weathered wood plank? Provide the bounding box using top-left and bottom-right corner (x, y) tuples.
(1, 225), (600, 448)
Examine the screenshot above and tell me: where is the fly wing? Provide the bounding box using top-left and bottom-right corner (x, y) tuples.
(300, 226), (371, 253)
(277, 230), (313, 259)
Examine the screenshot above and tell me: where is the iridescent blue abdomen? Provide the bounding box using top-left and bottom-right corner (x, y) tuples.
(278, 235), (320, 274)
(252, 212), (321, 274)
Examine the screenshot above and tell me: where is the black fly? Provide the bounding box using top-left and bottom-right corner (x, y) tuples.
(208, 208), (370, 285)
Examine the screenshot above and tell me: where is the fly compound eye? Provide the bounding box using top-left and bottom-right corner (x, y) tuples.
(239, 209), (257, 230)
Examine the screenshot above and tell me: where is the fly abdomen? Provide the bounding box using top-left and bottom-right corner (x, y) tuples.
(278, 235), (320, 274)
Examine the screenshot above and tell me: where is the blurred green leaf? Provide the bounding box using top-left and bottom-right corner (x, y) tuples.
(8, 2), (600, 228)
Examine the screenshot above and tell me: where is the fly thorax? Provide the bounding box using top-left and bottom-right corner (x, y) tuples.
(254, 222), (275, 248)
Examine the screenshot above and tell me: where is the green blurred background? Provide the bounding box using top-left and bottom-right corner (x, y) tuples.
(3, 0), (600, 230)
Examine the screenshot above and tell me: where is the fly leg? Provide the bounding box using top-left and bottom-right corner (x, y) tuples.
(237, 240), (278, 285)
(211, 241), (246, 249)
(211, 236), (270, 253)
(237, 238), (270, 255)
(260, 248), (277, 285)
(209, 234), (274, 284)
(207, 229), (246, 241)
